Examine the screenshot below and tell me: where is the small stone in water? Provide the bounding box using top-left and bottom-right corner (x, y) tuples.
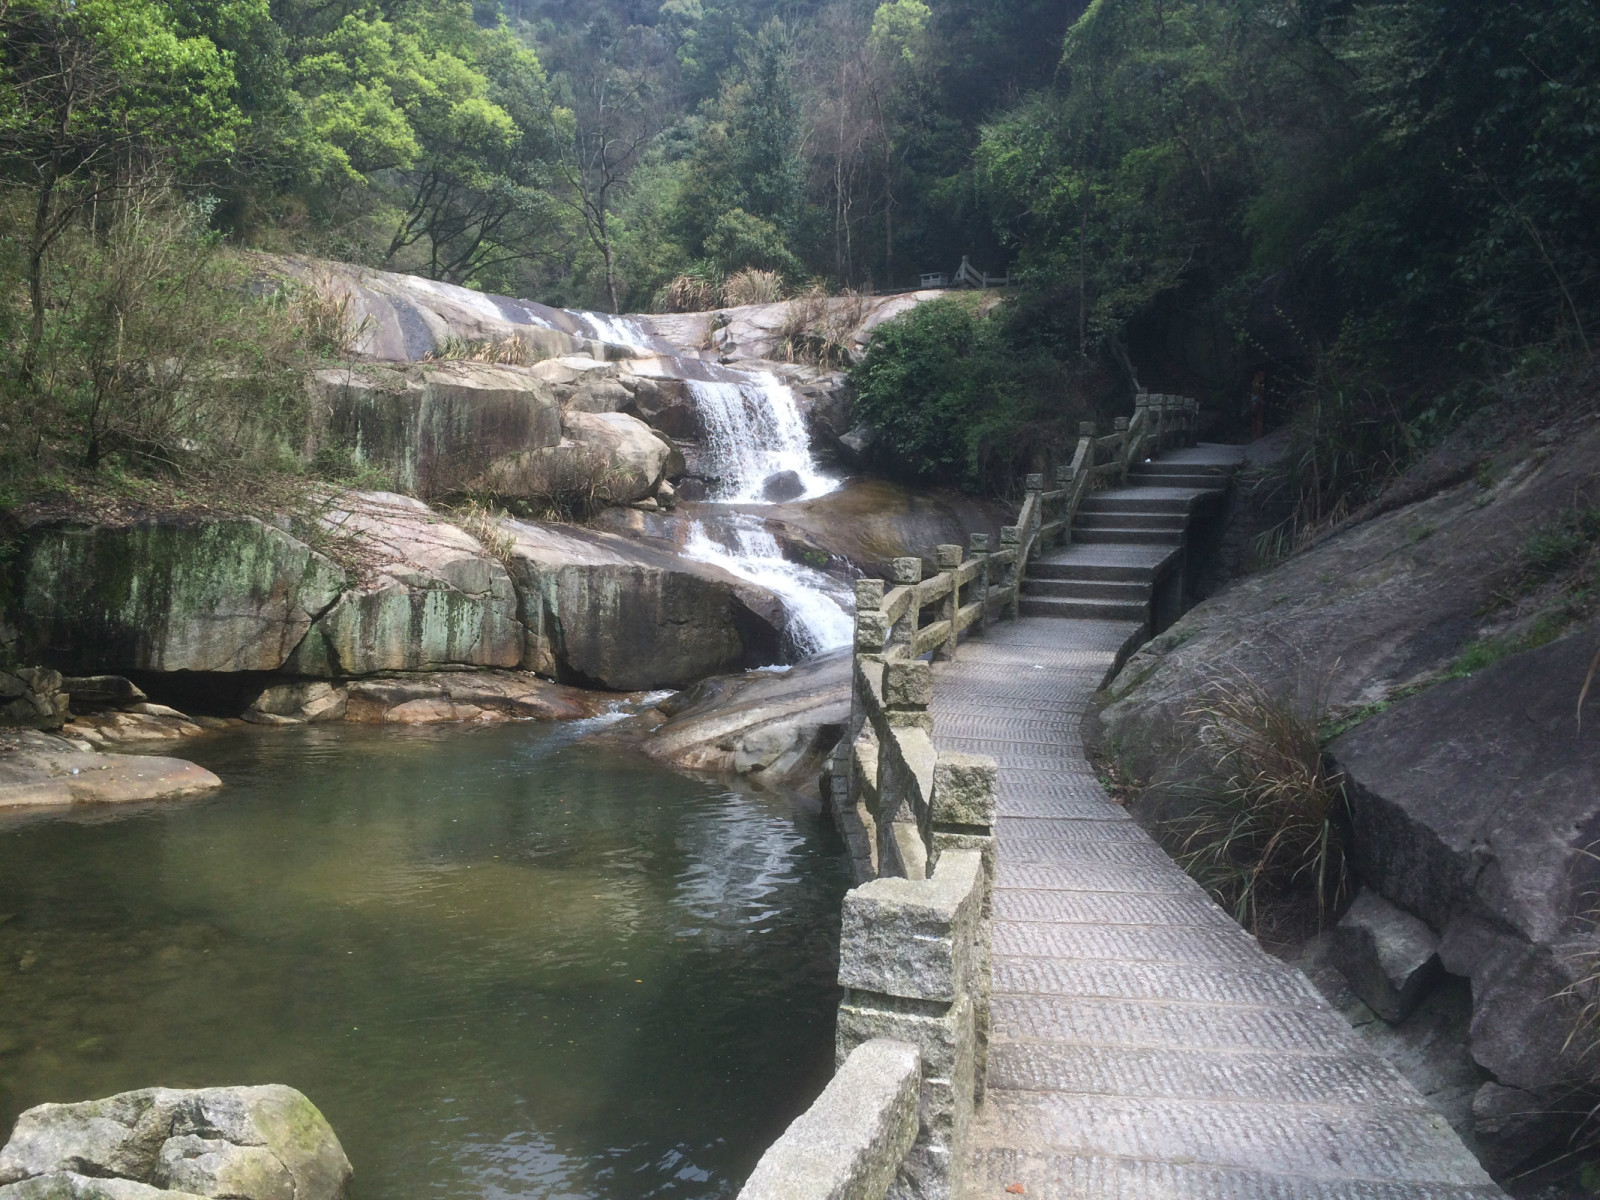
(761, 470), (805, 502)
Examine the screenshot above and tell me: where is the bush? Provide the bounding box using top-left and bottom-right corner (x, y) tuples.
(0, 185), (341, 495)
(848, 297), (1085, 493)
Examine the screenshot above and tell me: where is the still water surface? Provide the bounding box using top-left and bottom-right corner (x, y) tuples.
(0, 722), (850, 1200)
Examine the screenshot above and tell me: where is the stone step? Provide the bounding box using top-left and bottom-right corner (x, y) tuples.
(1070, 527), (1184, 546)
(1019, 595), (1149, 622)
(1128, 471), (1229, 490)
(1022, 578), (1150, 602)
(969, 1147), (1502, 1200)
(1028, 559), (1155, 583)
(1081, 492), (1195, 515)
(1074, 510), (1187, 531)
(1139, 458), (1234, 476)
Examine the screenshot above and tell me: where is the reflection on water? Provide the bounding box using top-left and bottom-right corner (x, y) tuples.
(0, 723), (849, 1200)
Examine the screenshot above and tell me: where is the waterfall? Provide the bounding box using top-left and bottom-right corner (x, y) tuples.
(682, 517), (854, 654)
(685, 372), (839, 502)
(575, 310), (657, 351)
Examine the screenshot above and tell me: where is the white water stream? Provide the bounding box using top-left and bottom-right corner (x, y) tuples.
(686, 373), (839, 503)
(676, 370), (852, 654)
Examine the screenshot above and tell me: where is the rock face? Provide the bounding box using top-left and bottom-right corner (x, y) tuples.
(1325, 622), (1600, 1168)
(13, 519), (346, 675)
(1099, 419), (1600, 801)
(284, 493), (523, 677)
(0, 730), (221, 810)
(0, 669), (68, 730)
(0, 1085), (350, 1200)
(308, 362), (562, 497)
(500, 519), (786, 690)
(633, 648), (851, 788)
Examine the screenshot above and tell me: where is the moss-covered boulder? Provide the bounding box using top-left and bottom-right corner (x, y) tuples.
(285, 492), (523, 676)
(0, 1084), (350, 1200)
(14, 518), (345, 674)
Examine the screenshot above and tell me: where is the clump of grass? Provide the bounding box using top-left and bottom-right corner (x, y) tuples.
(778, 282), (865, 369)
(1172, 672), (1347, 931)
(449, 498), (516, 563)
(722, 268), (785, 306)
(424, 333), (536, 366)
(658, 269), (721, 314)
(1521, 507), (1600, 591)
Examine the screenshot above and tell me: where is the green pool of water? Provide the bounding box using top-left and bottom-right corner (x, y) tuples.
(0, 722), (850, 1199)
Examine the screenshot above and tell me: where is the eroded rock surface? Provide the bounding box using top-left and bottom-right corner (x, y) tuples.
(1324, 622), (1600, 1169)
(246, 671), (602, 725)
(0, 1085), (350, 1200)
(631, 649), (851, 788)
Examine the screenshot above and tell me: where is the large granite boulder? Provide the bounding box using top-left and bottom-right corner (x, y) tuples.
(472, 412), (671, 506)
(1098, 418), (1600, 805)
(0, 729), (221, 809)
(284, 493), (522, 676)
(11, 518), (345, 675)
(1325, 622), (1600, 1169)
(0, 1085), (350, 1200)
(631, 648), (851, 789)
(0, 669), (68, 731)
(308, 362), (561, 497)
(500, 519), (785, 690)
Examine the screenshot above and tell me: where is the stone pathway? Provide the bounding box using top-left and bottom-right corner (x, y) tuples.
(933, 615), (1503, 1198)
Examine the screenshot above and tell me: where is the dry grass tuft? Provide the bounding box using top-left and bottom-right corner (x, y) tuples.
(722, 267), (785, 306)
(1171, 671), (1347, 930)
(659, 271), (721, 313)
(449, 497), (517, 563)
(424, 333), (535, 366)
(777, 283), (865, 369)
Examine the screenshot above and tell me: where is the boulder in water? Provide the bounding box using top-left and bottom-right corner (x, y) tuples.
(0, 729), (221, 809)
(0, 1084), (350, 1200)
(761, 470), (806, 502)
(473, 411), (670, 506)
(499, 519), (785, 690)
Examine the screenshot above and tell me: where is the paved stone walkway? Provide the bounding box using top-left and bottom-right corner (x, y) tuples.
(931, 617), (1503, 1200)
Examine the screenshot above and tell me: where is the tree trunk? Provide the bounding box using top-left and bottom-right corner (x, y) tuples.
(22, 173), (54, 385)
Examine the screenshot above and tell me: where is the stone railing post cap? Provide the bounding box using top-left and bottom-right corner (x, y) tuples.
(890, 556), (922, 583)
(968, 533), (990, 551)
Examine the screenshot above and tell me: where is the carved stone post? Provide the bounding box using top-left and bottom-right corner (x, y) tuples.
(998, 526), (1021, 621)
(1114, 415), (1130, 485)
(934, 544), (962, 661)
(968, 533), (989, 635)
(889, 557), (921, 653)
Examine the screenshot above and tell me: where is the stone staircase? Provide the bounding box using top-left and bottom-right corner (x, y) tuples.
(1019, 445), (1245, 626)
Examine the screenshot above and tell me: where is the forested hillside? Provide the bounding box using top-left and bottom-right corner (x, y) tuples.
(1, 0), (1595, 518)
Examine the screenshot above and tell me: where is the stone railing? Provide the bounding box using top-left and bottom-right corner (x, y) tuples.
(1013, 392), (1199, 571)
(741, 559), (999, 1200)
(738, 392), (1198, 1200)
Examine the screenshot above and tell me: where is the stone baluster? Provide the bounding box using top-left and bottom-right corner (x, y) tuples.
(1113, 415), (1130, 485)
(889, 557), (921, 653)
(878, 659), (933, 880)
(998, 526), (1021, 621)
(968, 533), (989, 635)
(934, 544), (962, 661)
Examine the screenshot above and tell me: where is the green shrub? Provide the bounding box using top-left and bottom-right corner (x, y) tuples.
(849, 297), (1084, 493)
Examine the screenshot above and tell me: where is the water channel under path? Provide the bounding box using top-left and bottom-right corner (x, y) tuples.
(0, 722), (850, 1200)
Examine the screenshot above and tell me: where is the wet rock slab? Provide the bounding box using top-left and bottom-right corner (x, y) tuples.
(0, 730), (220, 810)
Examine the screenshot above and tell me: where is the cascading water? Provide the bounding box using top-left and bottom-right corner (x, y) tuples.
(682, 516), (854, 655)
(679, 369), (853, 654)
(576, 310), (657, 351)
(686, 373), (838, 502)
